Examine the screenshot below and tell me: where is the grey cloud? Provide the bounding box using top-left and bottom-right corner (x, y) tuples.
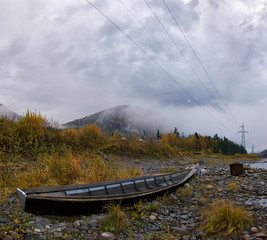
(1, 0), (266, 151)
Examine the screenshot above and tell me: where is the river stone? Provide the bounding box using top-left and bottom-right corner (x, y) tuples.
(149, 215), (157, 221)
(7, 197), (15, 203)
(133, 234), (144, 240)
(242, 234), (250, 240)
(250, 227), (259, 233)
(33, 217), (51, 230)
(180, 214), (189, 220)
(170, 193), (178, 200)
(181, 235), (190, 240)
(84, 235), (96, 240)
(73, 220), (80, 228)
(99, 232), (116, 240)
(67, 228), (80, 234)
(3, 236), (14, 240)
(35, 229), (43, 234)
(0, 217), (7, 223)
(172, 227), (189, 235)
(54, 232), (63, 238)
(25, 233), (42, 240)
(206, 184), (214, 190)
(256, 232), (267, 238)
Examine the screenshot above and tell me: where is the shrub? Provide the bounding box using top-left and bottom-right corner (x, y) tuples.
(17, 111), (47, 155)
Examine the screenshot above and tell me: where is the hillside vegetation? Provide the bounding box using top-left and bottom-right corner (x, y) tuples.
(1, 111), (246, 159)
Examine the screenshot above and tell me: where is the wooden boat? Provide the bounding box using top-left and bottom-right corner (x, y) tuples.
(17, 166), (198, 215)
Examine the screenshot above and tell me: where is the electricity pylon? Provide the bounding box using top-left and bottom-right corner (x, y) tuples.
(251, 144), (255, 154)
(238, 123), (248, 148)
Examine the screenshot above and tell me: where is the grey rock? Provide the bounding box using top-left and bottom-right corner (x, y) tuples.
(180, 214), (189, 220)
(33, 217), (50, 230)
(73, 220), (80, 228)
(7, 197), (15, 203)
(84, 235), (96, 240)
(0, 217), (7, 223)
(256, 232), (267, 238)
(170, 193), (178, 200)
(172, 227), (189, 235)
(2, 236), (14, 240)
(195, 230), (205, 238)
(54, 232), (63, 238)
(2, 210), (10, 215)
(181, 235), (190, 240)
(99, 232), (116, 240)
(25, 234), (42, 240)
(66, 228), (80, 234)
(89, 222), (98, 227)
(133, 234), (144, 240)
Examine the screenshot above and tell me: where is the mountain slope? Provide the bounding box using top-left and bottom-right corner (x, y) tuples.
(0, 103), (20, 120)
(63, 105), (164, 137)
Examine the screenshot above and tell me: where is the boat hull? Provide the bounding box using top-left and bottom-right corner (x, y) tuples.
(17, 167), (197, 215)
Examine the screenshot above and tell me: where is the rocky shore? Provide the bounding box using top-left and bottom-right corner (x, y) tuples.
(1, 157), (266, 240)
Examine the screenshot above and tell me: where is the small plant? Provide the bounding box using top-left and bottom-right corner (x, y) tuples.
(227, 180), (238, 192)
(145, 202), (161, 212)
(156, 191), (175, 205)
(176, 185), (193, 198)
(99, 203), (129, 234)
(201, 199), (253, 236)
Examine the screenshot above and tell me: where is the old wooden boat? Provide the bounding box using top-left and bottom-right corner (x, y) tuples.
(17, 166), (198, 215)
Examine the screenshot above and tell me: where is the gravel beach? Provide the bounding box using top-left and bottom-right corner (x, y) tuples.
(1, 157), (266, 240)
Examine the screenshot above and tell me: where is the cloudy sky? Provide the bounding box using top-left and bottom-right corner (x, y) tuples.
(1, 0), (266, 152)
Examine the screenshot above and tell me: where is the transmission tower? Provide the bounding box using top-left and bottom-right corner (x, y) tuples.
(238, 123), (248, 148)
(251, 144), (255, 154)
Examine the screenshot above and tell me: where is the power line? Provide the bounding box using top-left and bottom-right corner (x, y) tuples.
(85, 0), (227, 128)
(144, 0), (224, 112)
(119, 0), (208, 102)
(162, 0), (240, 127)
(119, 0), (187, 79)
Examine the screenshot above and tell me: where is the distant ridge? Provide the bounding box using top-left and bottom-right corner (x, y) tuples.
(63, 105), (164, 137)
(0, 103), (20, 120)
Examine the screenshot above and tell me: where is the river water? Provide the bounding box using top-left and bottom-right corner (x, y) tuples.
(244, 158), (267, 207)
(247, 158), (267, 170)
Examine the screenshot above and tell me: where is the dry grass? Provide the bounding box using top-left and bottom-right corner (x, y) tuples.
(99, 203), (129, 233)
(201, 199), (253, 236)
(176, 184), (193, 198)
(0, 152), (143, 203)
(227, 180), (238, 193)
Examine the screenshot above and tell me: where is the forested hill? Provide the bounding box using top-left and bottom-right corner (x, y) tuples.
(260, 149), (267, 157)
(63, 105), (163, 137)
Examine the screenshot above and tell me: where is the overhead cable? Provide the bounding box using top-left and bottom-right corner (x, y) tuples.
(162, 0), (239, 127)
(85, 0), (227, 129)
(144, 0), (223, 112)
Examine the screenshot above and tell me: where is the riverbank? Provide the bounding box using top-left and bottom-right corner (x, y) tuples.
(1, 157), (266, 240)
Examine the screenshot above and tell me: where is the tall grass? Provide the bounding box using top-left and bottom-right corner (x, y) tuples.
(13, 152), (143, 191)
(201, 199), (253, 236)
(99, 203), (129, 233)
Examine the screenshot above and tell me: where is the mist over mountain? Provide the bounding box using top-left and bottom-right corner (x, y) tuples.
(0, 103), (20, 120)
(63, 105), (165, 137)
